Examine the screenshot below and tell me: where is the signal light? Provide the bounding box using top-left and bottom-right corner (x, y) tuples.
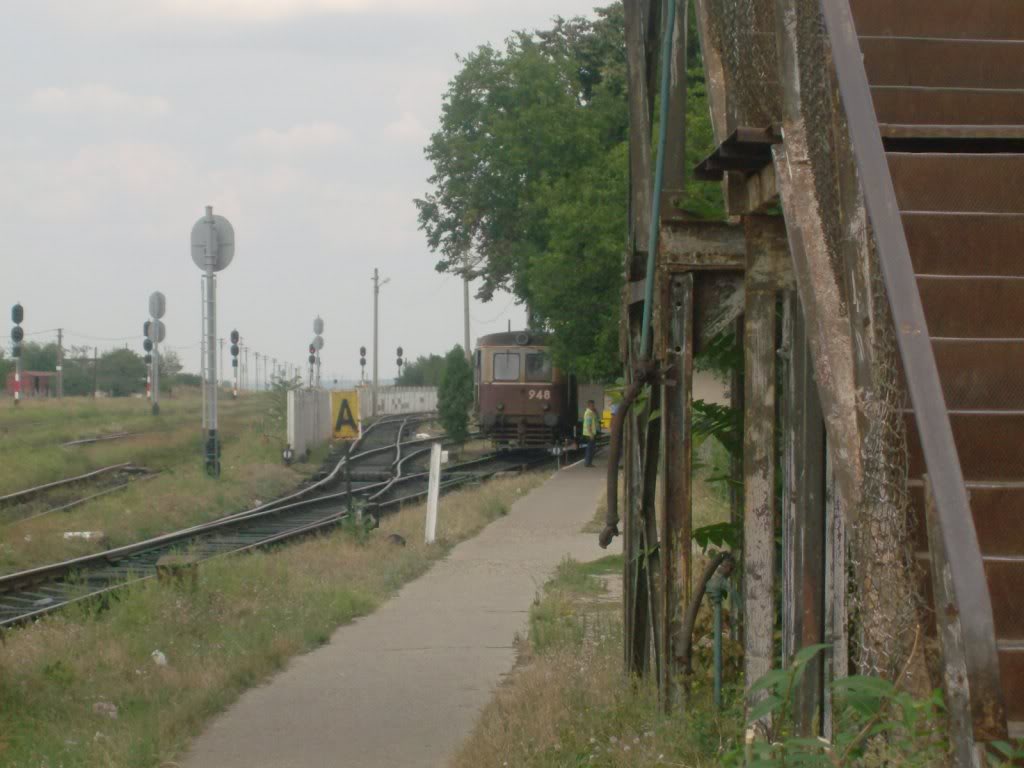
(145, 353), (153, 365)
(396, 358), (403, 368)
(359, 346), (366, 357)
(308, 354), (316, 365)
(359, 357), (366, 367)
(230, 330), (239, 344)
(231, 344), (239, 357)
(143, 338), (153, 352)
(11, 304), (23, 325)
(11, 326), (23, 343)
(143, 320), (151, 338)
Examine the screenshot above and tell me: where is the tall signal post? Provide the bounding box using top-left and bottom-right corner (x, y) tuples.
(372, 269), (389, 417)
(148, 292), (166, 416)
(191, 205), (235, 477)
(313, 316), (324, 389)
(56, 328), (64, 398)
(10, 304), (23, 406)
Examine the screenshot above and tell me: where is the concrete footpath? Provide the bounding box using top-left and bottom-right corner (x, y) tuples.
(181, 456), (611, 768)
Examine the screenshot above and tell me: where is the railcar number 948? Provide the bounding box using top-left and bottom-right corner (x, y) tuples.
(527, 389), (552, 400)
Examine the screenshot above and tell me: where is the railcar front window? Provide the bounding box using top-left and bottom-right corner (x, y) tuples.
(525, 353), (552, 382)
(493, 352), (521, 381)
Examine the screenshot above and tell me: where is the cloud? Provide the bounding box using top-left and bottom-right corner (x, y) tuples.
(236, 122), (347, 155)
(27, 84), (170, 116)
(384, 111), (428, 142)
(155, 0), (475, 21)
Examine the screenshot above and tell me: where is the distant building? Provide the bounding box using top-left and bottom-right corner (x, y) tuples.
(6, 371), (56, 398)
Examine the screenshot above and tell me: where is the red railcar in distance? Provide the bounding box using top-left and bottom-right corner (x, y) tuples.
(474, 331), (577, 448)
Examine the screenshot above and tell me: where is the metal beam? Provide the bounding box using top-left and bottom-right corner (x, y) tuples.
(660, 272), (694, 710)
(660, 220), (747, 271)
(742, 216), (782, 722)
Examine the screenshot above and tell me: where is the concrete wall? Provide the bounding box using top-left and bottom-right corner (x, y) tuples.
(287, 388), (332, 457)
(355, 386), (438, 419)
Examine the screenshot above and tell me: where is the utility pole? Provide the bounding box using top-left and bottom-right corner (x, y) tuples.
(463, 275), (472, 363)
(93, 347), (98, 398)
(56, 328), (64, 398)
(244, 346), (250, 393)
(219, 338), (224, 388)
(372, 268), (390, 417)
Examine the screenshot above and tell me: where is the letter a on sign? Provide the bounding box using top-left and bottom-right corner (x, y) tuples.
(331, 390), (360, 440)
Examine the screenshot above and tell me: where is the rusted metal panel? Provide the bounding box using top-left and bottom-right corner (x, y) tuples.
(999, 651), (1024, 723)
(660, 220), (747, 270)
(888, 153), (1024, 214)
(917, 278), (1024, 339)
(903, 213), (1024, 277)
(660, 272), (694, 710)
(906, 412), (1024, 482)
(861, 37), (1024, 91)
(874, 88), (1024, 128)
(850, 0), (1024, 40)
(931, 340), (1024, 410)
(910, 484), (1024, 558)
(743, 218), (780, 718)
(781, 293), (827, 734)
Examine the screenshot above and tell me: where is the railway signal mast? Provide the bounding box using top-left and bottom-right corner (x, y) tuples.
(313, 316), (324, 389)
(191, 205), (235, 478)
(396, 346), (404, 383)
(230, 330), (240, 398)
(372, 269), (389, 417)
(148, 291), (166, 416)
(10, 304), (23, 406)
(359, 346), (367, 384)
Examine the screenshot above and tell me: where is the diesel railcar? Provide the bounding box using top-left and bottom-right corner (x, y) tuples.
(474, 331), (578, 448)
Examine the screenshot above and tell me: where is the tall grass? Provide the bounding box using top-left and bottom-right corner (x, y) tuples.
(0, 472), (547, 768)
(455, 556), (745, 767)
(0, 394), (309, 575)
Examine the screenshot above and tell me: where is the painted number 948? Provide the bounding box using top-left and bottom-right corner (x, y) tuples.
(527, 389), (551, 400)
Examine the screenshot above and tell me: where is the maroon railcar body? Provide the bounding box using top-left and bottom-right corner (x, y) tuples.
(474, 331), (576, 448)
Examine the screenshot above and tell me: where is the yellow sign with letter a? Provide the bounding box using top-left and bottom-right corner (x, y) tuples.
(331, 390), (361, 440)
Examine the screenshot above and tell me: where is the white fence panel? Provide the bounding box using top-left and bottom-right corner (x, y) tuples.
(355, 386), (438, 419)
(287, 389), (332, 457)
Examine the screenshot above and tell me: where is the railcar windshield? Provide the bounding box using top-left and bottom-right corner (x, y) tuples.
(525, 352), (552, 382)
(492, 351), (521, 381)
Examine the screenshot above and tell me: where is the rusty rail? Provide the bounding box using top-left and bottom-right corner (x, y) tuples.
(819, 0), (1006, 740)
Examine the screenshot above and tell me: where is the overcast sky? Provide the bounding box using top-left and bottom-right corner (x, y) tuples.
(0, 0), (603, 383)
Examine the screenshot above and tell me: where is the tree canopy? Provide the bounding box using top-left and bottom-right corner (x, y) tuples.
(396, 354), (447, 387)
(417, 2), (723, 382)
(438, 346), (474, 441)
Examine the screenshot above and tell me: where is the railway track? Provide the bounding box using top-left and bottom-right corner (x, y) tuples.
(0, 464), (155, 526)
(0, 416), (553, 629)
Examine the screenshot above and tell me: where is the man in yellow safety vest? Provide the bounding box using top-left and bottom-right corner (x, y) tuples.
(583, 399), (598, 467)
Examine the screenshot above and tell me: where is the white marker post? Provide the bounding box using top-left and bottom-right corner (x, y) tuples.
(425, 442), (442, 544)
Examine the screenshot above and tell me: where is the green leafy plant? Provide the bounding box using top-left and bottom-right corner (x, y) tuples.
(725, 645), (948, 767)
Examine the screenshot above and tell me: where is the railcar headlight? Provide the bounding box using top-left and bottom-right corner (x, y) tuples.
(497, 402), (504, 411)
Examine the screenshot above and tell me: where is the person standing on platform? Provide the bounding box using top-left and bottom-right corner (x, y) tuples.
(583, 399), (598, 467)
